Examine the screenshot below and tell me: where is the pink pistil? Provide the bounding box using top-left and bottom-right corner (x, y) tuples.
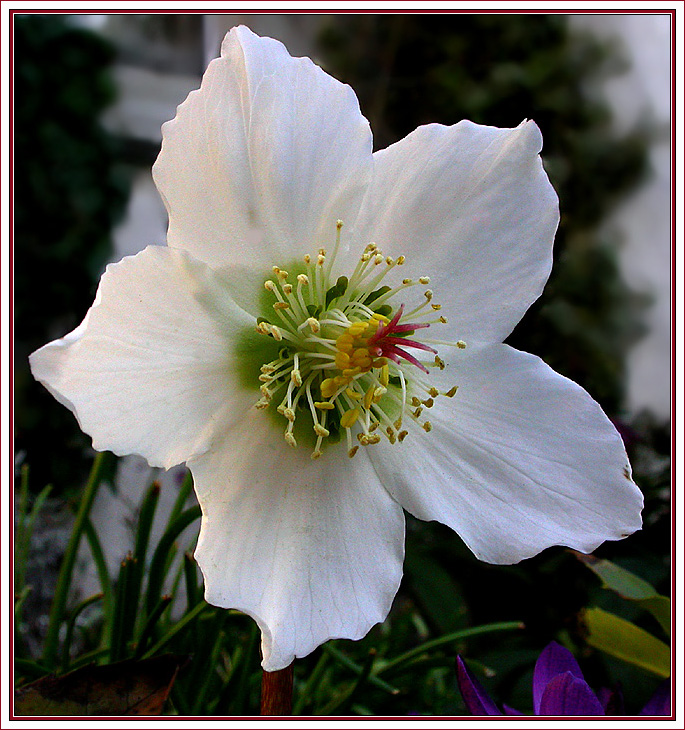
(367, 304), (436, 374)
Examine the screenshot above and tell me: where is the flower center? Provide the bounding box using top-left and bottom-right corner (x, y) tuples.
(254, 221), (464, 459)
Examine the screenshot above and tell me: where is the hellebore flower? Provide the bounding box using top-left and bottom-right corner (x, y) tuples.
(30, 27), (643, 671)
(457, 641), (671, 716)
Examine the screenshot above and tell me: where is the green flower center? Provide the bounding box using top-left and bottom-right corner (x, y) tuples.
(254, 221), (463, 459)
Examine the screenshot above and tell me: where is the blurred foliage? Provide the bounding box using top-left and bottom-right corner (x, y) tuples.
(14, 15), (130, 491)
(14, 13), (670, 716)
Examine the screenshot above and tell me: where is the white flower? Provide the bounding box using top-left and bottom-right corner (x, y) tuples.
(30, 26), (643, 671)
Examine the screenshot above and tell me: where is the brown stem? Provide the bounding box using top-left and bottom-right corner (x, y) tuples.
(260, 663), (294, 715)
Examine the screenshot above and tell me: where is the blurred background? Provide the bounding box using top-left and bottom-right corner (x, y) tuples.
(14, 12), (671, 716)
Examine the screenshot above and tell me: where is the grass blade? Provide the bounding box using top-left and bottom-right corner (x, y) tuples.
(42, 451), (112, 669)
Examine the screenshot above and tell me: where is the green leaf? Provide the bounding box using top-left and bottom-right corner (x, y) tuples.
(15, 655), (188, 715)
(583, 607), (670, 678)
(574, 552), (671, 636)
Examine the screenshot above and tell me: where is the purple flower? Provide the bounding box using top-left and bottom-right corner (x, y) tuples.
(457, 641), (670, 716)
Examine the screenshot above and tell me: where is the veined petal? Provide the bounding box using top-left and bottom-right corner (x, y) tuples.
(189, 408), (405, 671)
(533, 642), (585, 714)
(29, 246), (257, 469)
(355, 120), (558, 345)
(538, 672), (604, 715)
(369, 344), (643, 564)
(153, 25), (372, 273)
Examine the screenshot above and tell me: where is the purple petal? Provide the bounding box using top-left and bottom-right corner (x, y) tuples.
(538, 672), (605, 716)
(503, 704), (524, 715)
(640, 680), (671, 716)
(455, 657), (502, 716)
(533, 641), (585, 713)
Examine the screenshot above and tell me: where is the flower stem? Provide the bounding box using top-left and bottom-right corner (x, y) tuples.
(260, 663), (294, 715)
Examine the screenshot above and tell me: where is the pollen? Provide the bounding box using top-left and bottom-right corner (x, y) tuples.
(251, 220), (465, 458)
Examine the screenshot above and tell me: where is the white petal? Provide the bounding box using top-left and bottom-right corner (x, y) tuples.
(189, 408), (405, 671)
(355, 120), (559, 344)
(369, 344), (643, 564)
(30, 246), (260, 469)
(153, 25), (372, 272)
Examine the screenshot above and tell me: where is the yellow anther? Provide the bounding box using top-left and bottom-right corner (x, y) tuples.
(311, 450), (322, 460)
(374, 254), (384, 265)
(291, 370), (302, 387)
(457, 340), (467, 349)
(386, 429), (396, 444)
(439, 316), (448, 323)
(283, 283), (293, 294)
(370, 312), (389, 323)
(336, 219), (343, 229)
(364, 385), (375, 410)
(273, 301), (290, 311)
(285, 432), (297, 447)
(347, 321), (369, 337)
(419, 276), (430, 285)
(297, 274), (309, 284)
(318, 248), (326, 256)
(445, 386), (458, 398)
(373, 386), (386, 403)
(303, 254), (311, 264)
(423, 421), (433, 432)
(320, 378), (337, 398)
(333, 375), (349, 388)
(255, 399), (270, 410)
(260, 385), (272, 397)
(396, 255), (405, 265)
(264, 280), (276, 291)
(422, 398), (434, 408)
(402, 278), (412, 285)
(386, 256), (394, 265)
(411, 396), (421, 407)
(342, 367), (362, 378)
(351, 347), (369, 362)
(348, 445), (359, 458)
(307, 317), (320, 333)
(398, 430), (408, 442)
(315, 401), (335, 410)
(394, 418), (403, 430)
(367, 434), (381, 445)
(270, 325), (283, 341)
(429, 387), (439, 397)
(424, 290), (433, 301)
(346, 388), (363, 401)
(272, 266), (280, 274)
(314, 424), (330, 437)
(431, 304), (442, 311)
(256, 322), (270, 335)
(277, 269), (289, 281)
(341, 408), (360, 429)
(336, 333), (354, 352)
(317, 254), (325, 266)
(413, 407), (423, 418)
(380, 364), (389, 387)
(335, 351), (351, 369)
(361, 252), (371, 262)
(369, 421), (379, 432)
